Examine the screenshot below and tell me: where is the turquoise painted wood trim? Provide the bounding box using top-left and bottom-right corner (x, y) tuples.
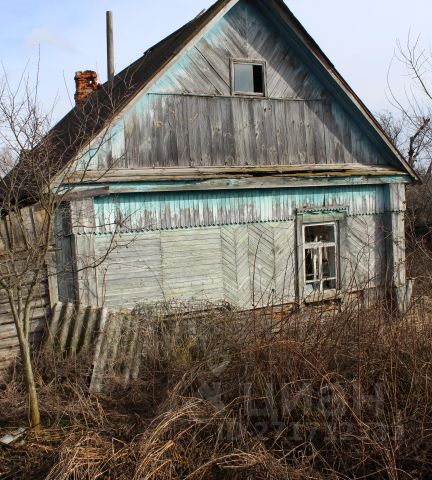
(85, 184), (394, 234)
(297, 209), (348, 224)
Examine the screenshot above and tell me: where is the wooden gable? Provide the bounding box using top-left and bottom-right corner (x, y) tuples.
(80, 0), (412, 176)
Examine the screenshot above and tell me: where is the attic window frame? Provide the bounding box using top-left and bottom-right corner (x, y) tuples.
(230, 59), (267, 97)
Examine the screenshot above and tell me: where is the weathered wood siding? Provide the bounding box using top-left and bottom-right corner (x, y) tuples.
(94, 223), (297, 310)
(149, 1), (324, 99)
(0, 206), (52, 374)
(92, 216), (386, 310)
(79, 0), (391, 172)
(112, 95), (383, 169)
(68, 184), (393, 309)
(343, 215), (388, 291)
(0, 275), (50, 374)
(89, 185), (390, 234)
(54, 203), (76, 304)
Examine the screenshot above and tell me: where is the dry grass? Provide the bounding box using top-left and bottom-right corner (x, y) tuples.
(1, 297), (432, 479)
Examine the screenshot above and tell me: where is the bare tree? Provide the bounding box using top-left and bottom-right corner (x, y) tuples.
(378, 34), (432, 293)
(0, 66), (130, 428)
(383, 34), (432, 174)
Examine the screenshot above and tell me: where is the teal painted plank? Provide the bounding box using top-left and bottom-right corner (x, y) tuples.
(89, 184), (395, 234)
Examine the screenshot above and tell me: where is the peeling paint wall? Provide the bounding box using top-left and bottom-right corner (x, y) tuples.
(83, 184), (392, 234)
(63, 184), (394, 309)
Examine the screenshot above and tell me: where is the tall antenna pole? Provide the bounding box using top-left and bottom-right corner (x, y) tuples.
(106, 11), (115, 82)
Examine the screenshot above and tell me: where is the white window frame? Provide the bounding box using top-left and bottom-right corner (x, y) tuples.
(303, 222), (339, 295)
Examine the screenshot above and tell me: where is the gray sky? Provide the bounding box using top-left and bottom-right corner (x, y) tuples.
(1, 0), (431, 123)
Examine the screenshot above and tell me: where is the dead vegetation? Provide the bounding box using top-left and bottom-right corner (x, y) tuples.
(1, 297), (432, 480)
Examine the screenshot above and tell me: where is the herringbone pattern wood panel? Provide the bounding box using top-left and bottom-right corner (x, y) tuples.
(343, 216), (387, 290)
(221, 225), (252, 309)
(248, 224), (276, 307)
(273, 222), (297, 303)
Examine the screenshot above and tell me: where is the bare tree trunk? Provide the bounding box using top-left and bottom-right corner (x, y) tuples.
(13, 309), (41, 428)
(18, 331), (41, 429)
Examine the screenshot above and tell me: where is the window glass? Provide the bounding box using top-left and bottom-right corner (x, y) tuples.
(234, 64), (254, 93)
(305, 224), (335, 243)
(305, 248), (319, 282)
(303, 223), (338, 294)
(234, 63), (264, 94)
(322, 246), (336, 279)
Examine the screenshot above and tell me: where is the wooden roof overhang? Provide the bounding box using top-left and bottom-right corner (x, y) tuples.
(60, 165), (410, 200)
(66, 164), (411, 183)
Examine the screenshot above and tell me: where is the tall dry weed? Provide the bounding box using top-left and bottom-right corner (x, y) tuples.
(1, 299), (432, 479)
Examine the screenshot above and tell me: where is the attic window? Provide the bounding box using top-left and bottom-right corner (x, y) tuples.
(232, 60), (265, 96)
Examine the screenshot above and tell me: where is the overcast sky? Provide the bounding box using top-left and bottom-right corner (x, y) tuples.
(1, 0), (432, 124)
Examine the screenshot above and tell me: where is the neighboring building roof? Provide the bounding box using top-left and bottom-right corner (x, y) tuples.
(8, 0), (420, 194)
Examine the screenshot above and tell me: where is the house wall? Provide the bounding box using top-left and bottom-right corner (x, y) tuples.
(65, 183), (394, 310)
(94, 223), (295, 309)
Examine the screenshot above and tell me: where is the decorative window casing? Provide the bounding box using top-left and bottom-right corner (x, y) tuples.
(231, 59), (266, 96)
(303, 222), (338, 295)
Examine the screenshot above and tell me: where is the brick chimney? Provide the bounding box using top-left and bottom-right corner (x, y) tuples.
(74, 71), (99, 108)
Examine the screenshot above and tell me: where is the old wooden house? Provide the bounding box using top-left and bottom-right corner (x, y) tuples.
(46, 0), (416, 312)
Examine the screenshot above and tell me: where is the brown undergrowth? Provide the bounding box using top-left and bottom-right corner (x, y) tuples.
(1, 298), (432, 479)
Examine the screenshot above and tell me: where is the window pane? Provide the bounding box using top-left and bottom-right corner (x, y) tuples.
(323, 279), (337, 290)
(305, 224), (335, 243)
(305, 248), (319, 281)
(322, 246), (336, 279)
(234, 64), (254, 92)
(305, 282), (320, 294)
(253, 65), (264, 93)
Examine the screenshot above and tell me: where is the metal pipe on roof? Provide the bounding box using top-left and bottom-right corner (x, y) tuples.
(106, 11), (115, 82)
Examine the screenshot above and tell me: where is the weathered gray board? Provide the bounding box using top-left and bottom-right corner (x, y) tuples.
(82, 0), (392, 172)
(0, 281), (51, 375)
(90, 95), (385, 171)
(42, 303), (178, 393)
(90, 303), (235, 393)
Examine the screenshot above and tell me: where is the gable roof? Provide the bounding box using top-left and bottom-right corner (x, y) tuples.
(14, 0), (420, 188)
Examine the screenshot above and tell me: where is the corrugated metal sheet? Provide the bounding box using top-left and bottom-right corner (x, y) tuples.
(89, 185), (391, 234)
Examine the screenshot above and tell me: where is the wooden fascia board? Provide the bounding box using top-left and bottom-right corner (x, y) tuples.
(59, 187), (110, 202)
(61, 176), (407, 195)
(66, 164), (408, 182)
(262, 0), (418, 182)
(64, 170), (410, 194)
